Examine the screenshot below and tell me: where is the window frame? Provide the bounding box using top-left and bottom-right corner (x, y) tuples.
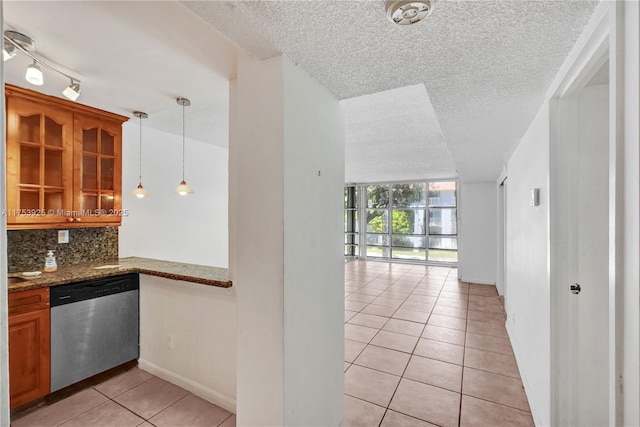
(344, 179), (459, 266)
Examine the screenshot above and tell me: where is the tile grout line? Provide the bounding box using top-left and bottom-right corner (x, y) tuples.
(142, 393), (192, 422)
(458, 268), (470, 427)
(91, 389), (150, 426)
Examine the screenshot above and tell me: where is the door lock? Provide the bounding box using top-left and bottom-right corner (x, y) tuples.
(570, 283), (581, 295)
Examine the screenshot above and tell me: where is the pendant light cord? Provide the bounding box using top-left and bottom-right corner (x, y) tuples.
(139, 115), (143, 183)
(181, 102), (186, 182)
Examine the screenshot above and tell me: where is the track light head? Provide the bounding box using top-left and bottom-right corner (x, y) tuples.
(62, 81), (81, 101)
(25, 61), (44, 86)
(3, 42), (16, 61)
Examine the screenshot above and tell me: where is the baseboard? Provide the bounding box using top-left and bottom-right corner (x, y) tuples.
(138, 358), (236, 414)
(460, 277), (496, 286)
(505, 320), (543, 427)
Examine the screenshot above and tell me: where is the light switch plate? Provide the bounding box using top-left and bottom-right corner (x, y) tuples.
(58, 229), (69, 244)
(530, 188), (540, 207)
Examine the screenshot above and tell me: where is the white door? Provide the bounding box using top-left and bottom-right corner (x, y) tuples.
(572, 82), (610, 426)
(551, 71), (610, 426)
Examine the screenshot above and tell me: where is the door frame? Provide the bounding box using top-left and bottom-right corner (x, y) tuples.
(548, 2), (622, 425)
(496, 169), (507, 298)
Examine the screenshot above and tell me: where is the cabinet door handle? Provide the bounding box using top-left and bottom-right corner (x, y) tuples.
(75, 218), (81, 222)
(67, 217), (74, 222)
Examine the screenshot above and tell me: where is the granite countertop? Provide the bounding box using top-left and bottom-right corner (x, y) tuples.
(8, 256), (232, 293)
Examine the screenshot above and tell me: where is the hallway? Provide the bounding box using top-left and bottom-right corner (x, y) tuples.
(344, 261), (534, 426)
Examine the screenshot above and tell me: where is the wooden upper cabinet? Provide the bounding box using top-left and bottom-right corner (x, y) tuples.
(73, 115), (123, 224)
(5, 84), (128, 229)
(6, 96), (75, 227)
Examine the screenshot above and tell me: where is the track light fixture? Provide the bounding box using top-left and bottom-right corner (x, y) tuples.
(3, 29), (82, 101)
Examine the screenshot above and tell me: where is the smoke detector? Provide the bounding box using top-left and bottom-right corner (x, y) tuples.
(385, 0), (433, 25)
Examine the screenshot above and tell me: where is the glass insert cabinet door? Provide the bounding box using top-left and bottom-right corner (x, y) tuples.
(74, 115), (122, 223)
(5, 97), (74, 226)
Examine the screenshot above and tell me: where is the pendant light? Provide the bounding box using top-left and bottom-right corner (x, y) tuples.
(174, 97), (194, 195)
(131, 111), (150, 198)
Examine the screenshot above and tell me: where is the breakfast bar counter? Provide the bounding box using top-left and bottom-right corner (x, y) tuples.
(7, 256), (232, 292)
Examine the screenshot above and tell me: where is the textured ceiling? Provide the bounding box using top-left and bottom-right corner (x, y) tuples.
(2, 1), (600, 182)
(184, 0), (599, 181)
(343, 84), (455, 183)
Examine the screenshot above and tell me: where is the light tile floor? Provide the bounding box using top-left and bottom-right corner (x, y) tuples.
(344, 260), (535, 427)
(13, 260), (532, 427)
(12, 368), (235, 427)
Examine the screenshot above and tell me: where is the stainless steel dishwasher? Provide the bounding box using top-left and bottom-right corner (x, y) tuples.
(50, 273), (139, 392)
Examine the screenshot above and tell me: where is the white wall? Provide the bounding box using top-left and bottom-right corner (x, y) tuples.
(458, 182), (497, 285)
(138, 275), (236, 412)
(231, 54), (344, 426)
(119, 125), (228, 268)
(504, 105), (550, 426)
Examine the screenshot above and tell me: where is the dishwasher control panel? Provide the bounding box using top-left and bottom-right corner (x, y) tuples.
(50, 273), (139, 306)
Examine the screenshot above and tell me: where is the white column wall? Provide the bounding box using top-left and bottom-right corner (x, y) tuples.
(120, 125), (228, 268)
(282, 58), (345, 426)
(138, 275), (236, 412)
(621, 1), (640, 424)
(458, 182), (497, 285)
(232, 55), (286, 426)
(504, 105), (551, 426)
(231, 54), (344, 426)
(0, 4), (9, 423)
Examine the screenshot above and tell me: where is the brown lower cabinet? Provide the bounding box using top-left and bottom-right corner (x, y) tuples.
(8, 288), (50, 409)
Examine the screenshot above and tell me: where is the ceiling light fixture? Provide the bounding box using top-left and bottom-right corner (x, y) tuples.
(385, 0), (433, 25)
(132, 111), (150, 199)
(174, 97), (194, 196)
(62, 80), (81, 101)
(3, 29), (83, 101)
(25, 61), (44, 85)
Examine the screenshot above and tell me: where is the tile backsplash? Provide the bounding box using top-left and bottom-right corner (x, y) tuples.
(7, 227), (118, 273)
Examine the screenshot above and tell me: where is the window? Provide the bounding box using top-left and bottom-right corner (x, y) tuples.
(390, 182), (427, 261)
(346, 180), (458, 264)
(427, 181), (458, 263)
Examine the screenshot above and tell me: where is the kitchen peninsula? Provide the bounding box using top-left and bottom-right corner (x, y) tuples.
(8, 257), (232, 292)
